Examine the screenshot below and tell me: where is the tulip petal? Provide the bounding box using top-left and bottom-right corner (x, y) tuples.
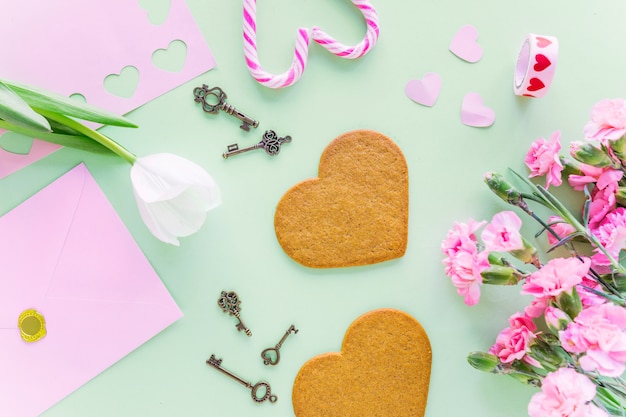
(130, 153), (221, 245)
(131, 153), (219, 203)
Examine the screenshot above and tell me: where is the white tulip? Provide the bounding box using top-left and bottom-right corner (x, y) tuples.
(130, 153), (221, 245)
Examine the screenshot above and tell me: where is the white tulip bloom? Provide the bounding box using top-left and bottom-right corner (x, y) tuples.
(130, 153), (221, 245)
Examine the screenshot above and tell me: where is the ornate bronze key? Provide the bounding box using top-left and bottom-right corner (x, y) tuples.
(261, 324), (298, 366)
(217, 290), (251, 336)
(193, 85), (259, 131)
(222, 130), (292, 159)
(206, 354), (277, 403)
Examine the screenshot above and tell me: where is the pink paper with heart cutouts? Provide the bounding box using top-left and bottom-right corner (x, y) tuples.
(0, 0), (216, 178)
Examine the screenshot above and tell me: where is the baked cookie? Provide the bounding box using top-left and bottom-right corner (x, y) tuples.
(274, 130), (409, 268)
(292, 308), (432, 417)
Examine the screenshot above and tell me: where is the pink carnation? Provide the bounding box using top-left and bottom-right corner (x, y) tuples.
(560, 303), (626, 377)
(525, 131), (564, 188)
(481, 211), (523, 252)
(544, 306), (570, 333)
(521, 257), (591, 298)
(578, 275), (609, 309)
(442, 220), (489, 306)
(441, 219), (485, 256)
(524, 297), (549, 319)
(489, 312), (538, 365)
(590, 207), (626, 266)
(587, 185), (618, 231)
(568, 164), (623, 192)
(528, 368), (608, 417)
(546, 215), (576, 246)
(583, 98), (626, 145)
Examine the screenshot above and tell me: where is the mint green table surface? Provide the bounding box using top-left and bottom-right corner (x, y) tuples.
(3, 0), (626, 416)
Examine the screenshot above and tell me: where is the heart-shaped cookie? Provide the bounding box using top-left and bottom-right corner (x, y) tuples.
(274, 130), (408, 268)
(292, 308), (432, 417)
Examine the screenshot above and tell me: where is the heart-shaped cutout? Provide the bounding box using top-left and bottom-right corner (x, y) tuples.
(405, 72), (442, 107)
(137, 0), (171, 25)
(449, 25), (483, 63)
(0, 132), (34, 155)
(461, 92), (495, 127)
(104, 65), (139, 99)
(292, 308), (432, 417)
(152, 39), (187, 72)
(274, 130), (408, 268)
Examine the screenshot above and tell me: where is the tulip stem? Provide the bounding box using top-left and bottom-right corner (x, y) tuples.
(34, 108), (137, 164)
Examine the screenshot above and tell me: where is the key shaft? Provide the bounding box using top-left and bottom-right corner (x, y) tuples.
(221, 102), (259, 131)
(207, 355), (252, 388)
(276, 325), (298, 349)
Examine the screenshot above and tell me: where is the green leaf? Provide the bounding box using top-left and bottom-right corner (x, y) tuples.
(0, 81), (51, 132)
(0, 79), (137, 128)
(0, 119), (113, 155)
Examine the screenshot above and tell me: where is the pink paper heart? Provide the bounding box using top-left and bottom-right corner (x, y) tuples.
(461, 92), (495, 127)
(449, 25), (483, 63)
(405, 72), (442, 107)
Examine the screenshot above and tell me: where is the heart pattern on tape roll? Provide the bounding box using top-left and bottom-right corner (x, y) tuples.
(292, 308), (432, 417)
(514, 33), (558, 98)
(274, 130), (408, 268)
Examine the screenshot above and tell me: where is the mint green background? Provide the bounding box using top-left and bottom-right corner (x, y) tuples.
(3, 0), (626, 416)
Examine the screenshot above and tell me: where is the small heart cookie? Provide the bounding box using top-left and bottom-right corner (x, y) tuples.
(292, 308), (432, 417)
(274, 130), (409, 268)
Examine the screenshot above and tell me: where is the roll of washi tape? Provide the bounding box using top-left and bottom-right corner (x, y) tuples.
(513, 34), (558, 98)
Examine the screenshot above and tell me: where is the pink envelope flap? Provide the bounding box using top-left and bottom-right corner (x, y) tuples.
(0, 164), (183, 417)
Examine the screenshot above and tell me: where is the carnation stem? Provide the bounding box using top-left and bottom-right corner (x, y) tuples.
(34, 108), (137, 164)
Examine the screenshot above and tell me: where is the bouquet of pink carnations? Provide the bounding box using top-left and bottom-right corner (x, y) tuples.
(442, 98), (626, 417)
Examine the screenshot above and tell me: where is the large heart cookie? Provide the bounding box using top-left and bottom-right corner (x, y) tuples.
(274, 130), (408, 268)
(292, 308), (432, 417)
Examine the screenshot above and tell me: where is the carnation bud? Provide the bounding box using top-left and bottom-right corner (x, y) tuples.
(612, 274), (626, 292)
(483, 172), (524, 206)
(556, 287), (582, 320)
(609, 135), (626, 162)
(467, 352), (500, 373)
(544, 306), (571, 335)
(509, 237), (540, 267)
(529, 341), (564, 371)
(487, 252), (507, 266)
(559, 156), (582, 178)
(616, 187), (626, 206)
(481, 265), (522, 285)
(505, 371), (541, 387)
(569, 141), (613, 167)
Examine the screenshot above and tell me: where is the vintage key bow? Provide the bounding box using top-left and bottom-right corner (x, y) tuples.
(261, 325), (298, 365)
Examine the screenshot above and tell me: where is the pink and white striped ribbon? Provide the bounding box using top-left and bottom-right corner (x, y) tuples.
(242, 0), (379, 89)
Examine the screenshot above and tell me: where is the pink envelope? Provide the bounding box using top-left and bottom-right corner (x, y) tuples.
(0, 164), (183, 417)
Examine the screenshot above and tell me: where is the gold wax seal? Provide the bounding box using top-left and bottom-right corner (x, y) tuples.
(18, 309), (46, 343)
